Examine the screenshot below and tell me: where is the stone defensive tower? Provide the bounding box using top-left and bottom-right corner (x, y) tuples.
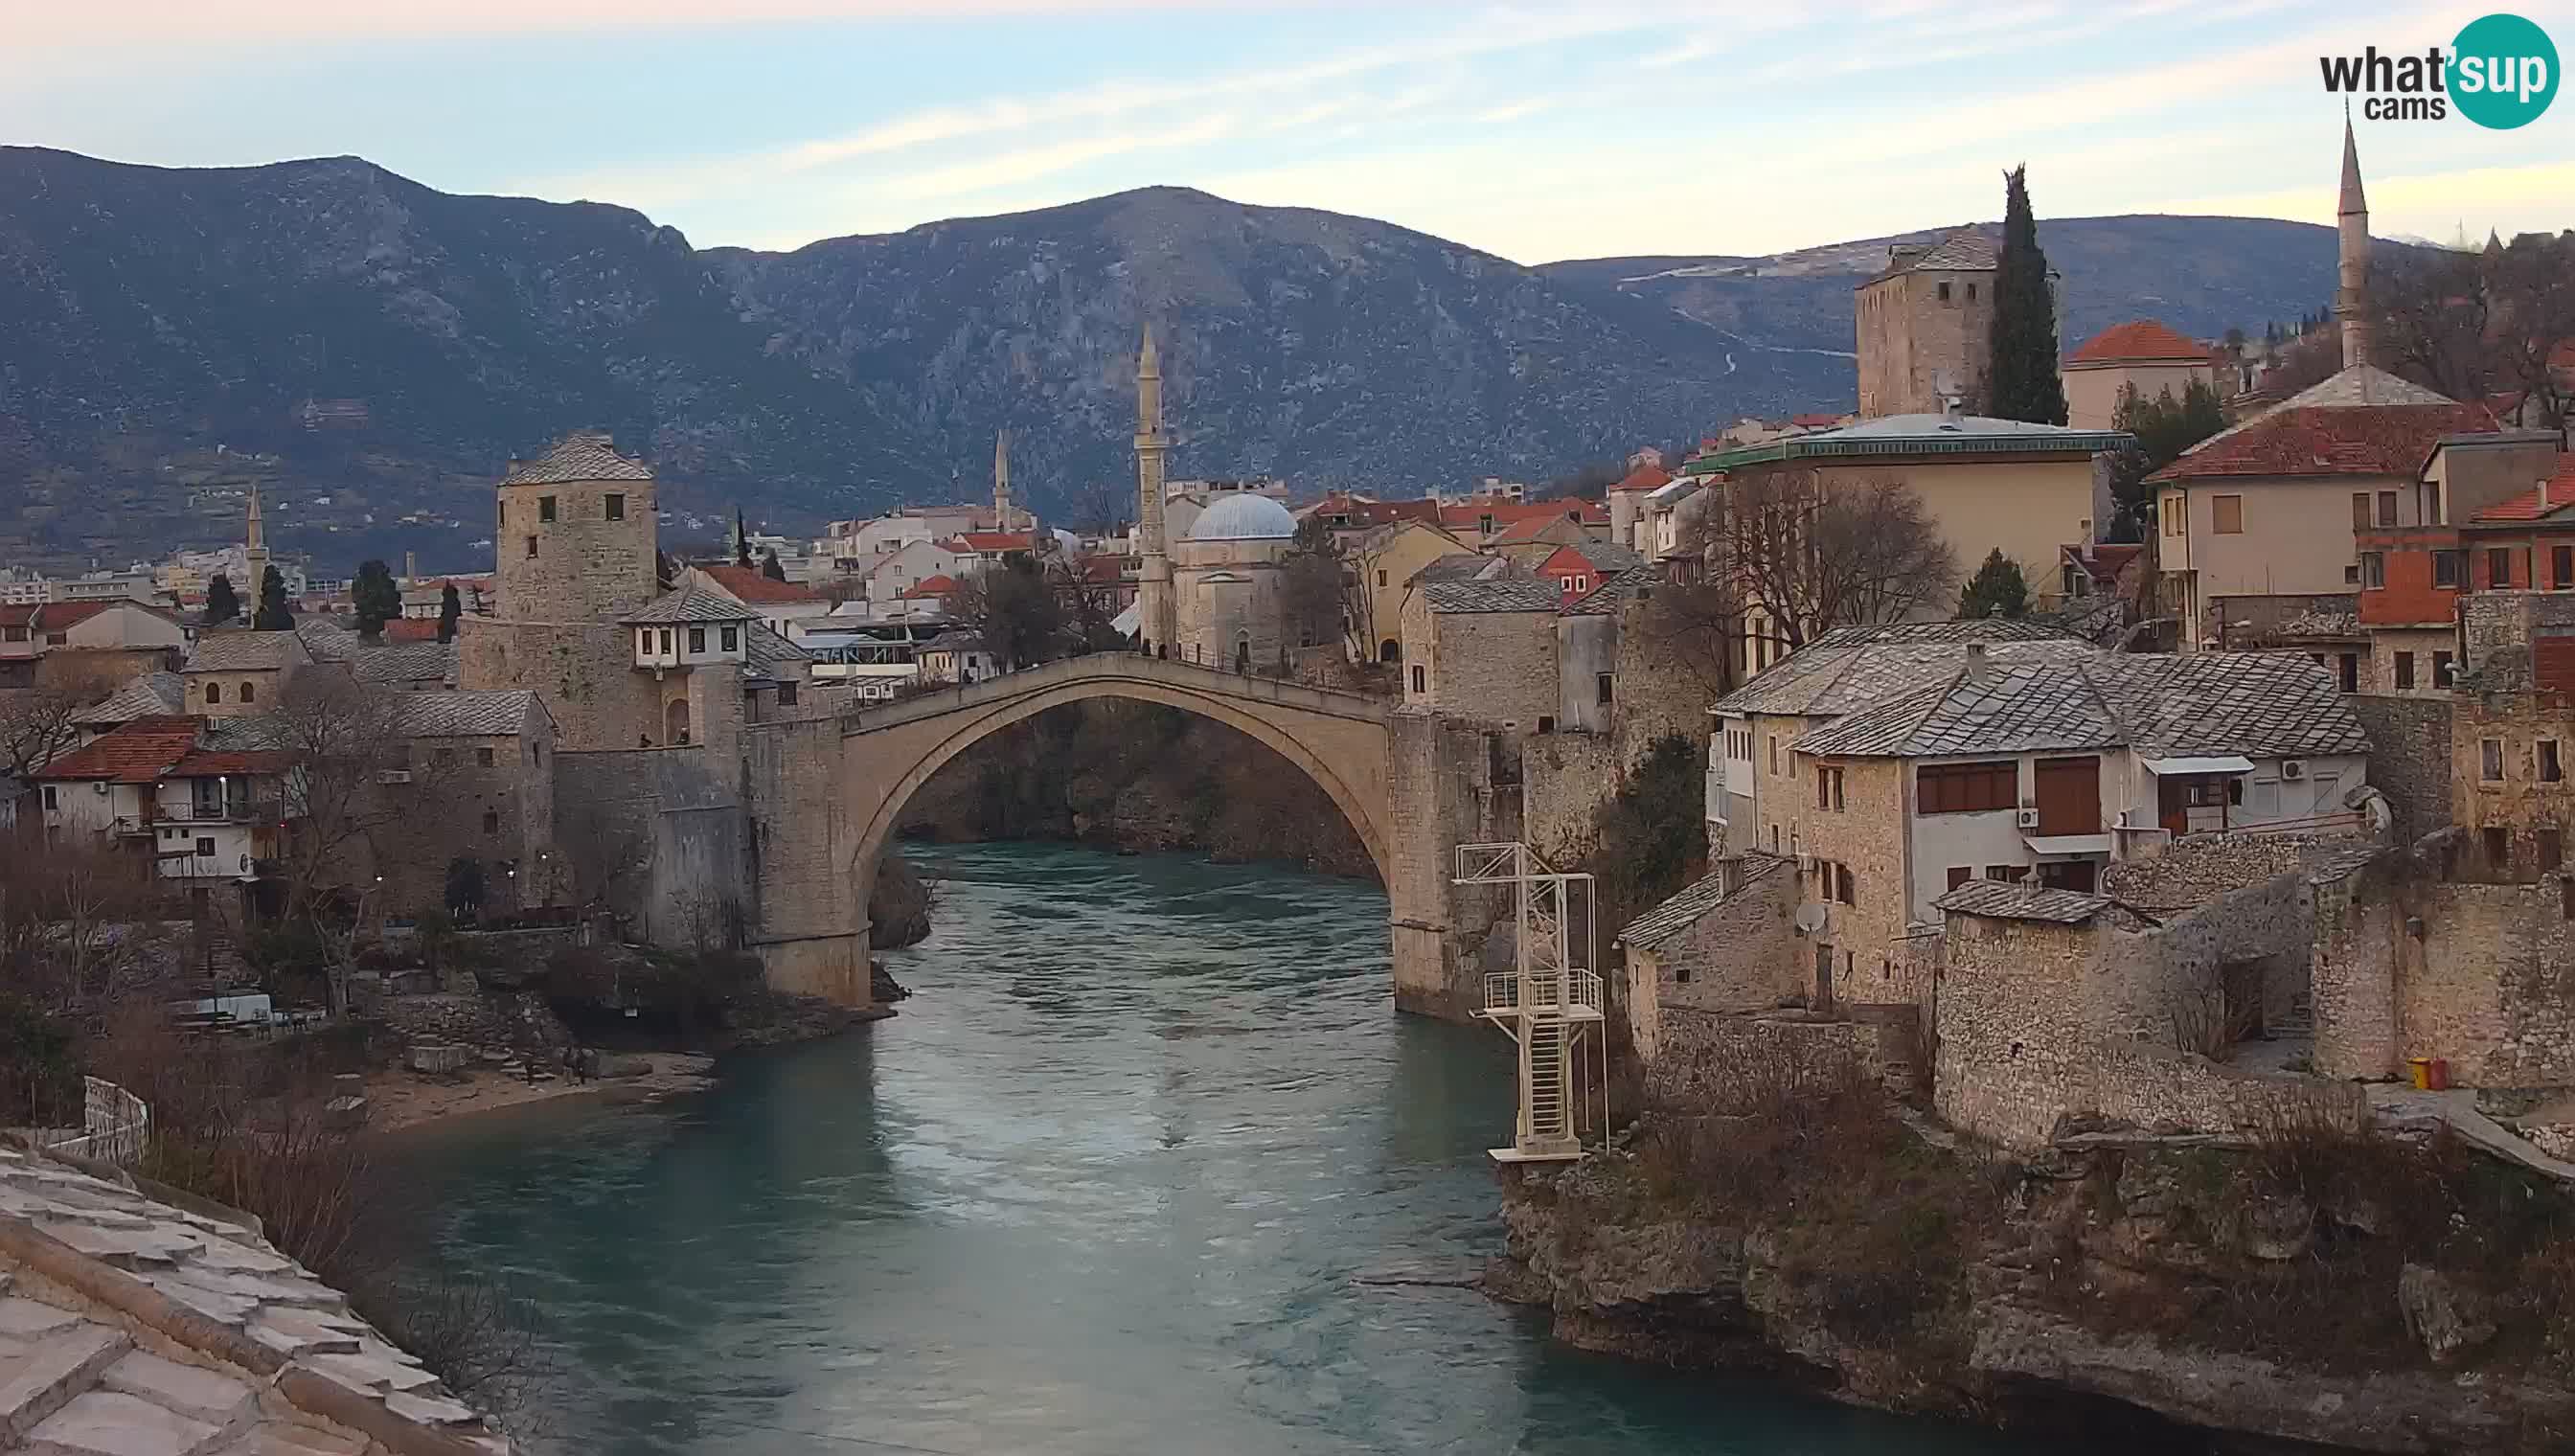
(1133, 326), (1177, 651)
(492, 430), (659, 625)
(2335, 114), (2376, 371)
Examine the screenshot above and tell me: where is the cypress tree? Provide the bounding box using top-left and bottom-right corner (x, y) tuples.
(735, 508), (753, 568)
(437, 583), (463, 643)
(252, 565), (293, 630)
(1985, 165), (2068, 425)
(205, 573), (239, 626)
(761, 549), (787, 582)
(353, 558), (401, 640)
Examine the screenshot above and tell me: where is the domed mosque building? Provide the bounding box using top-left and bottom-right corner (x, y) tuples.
(1172, 491), (1297, 671)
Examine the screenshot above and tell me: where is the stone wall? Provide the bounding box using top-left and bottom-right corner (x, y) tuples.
(1388, 712), (1522, 1018)
(1554, 615), (1616, 735)
(2451, 692), (2575, 873)
(1627, 864), (1799, 1064)
(741, 715), (867, 1005)
(370, 723), (558, 919)
(1608, 596), (1719, 770)
(1521, 731), (1621, 865)
(2347, 692), (2456, 844)
(368, 989), (568, 1054)
(1421, 608), (1558, 728)
(553, 746), (745, 946)
(493, 475), (658, 626)
(458, 617), (664, 752)
(1646, 1007), (1911, 1112)
(2460, 590), (2575, 684)
(2405, 878), (2575, 1085)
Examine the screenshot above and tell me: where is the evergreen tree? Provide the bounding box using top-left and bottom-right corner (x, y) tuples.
(1985, 165), (2068, 424)
(761, 549), (787, 582)
(252, 565), (292, 630)
(1957, 549), (2031, 619)
(353, 558), (401, 640)
(437, 583), (462, 644)
(204, 573), (239, 626)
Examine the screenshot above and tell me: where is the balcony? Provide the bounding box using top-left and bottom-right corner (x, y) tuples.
(1480, 968), (1605, 1021)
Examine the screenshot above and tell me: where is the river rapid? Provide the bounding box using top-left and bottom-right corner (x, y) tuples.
(398, 843), (2031, 1455)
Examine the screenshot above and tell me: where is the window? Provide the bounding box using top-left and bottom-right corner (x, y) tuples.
(2163, 498), (2182, 537)
(1985, 864), (2017, 882)
(477, 746), (495, 767)
(1377, 569), (1388, 588)
(2489, 547), (2514, 588)
(2557, 545), (2574, 590)
(239, 681), (254, 703)
(1538, 716), (1555, 735)
(204, 683), (220, 705)
(2395, 652), (2416, 690)
(482, 809), (500, 835)
(720, 626), (739, 651)
(689, 626), (707, 653)
(195, 837), (215, 858)
(2345, 564), (2360, 584)
(2542, 829), (2564, 875)
(1917, 760), (2017, 814)
(2212, 495), (2243, 534)
(2377, 490), (2398, 528)
(1815, 765), (1845, 811)
(2351, 492), (2372, 532)
(1410, 665), (1425, 694)
(2339, 653), (2359, 693)
(1947, 866), (1971, 891)
(538, 495), (558, 523)
(778, 682), (799, 707)
(2483, 738), (2505, 782)
(433, 747), (456, 765)
(1937, 281), (1951, 302)
(525, 535), (538, 558)
(2434, 650), (2456, 688)
(1768, 737), (1780, 775)
(2542, 739), (2564, 784)
(2360, 553), (2385, 589)
(2435, 551), (2462, 588)
(1596, 672), (1614, 706)
(2485, 826), (2510, 868)
(1834, 864), (1856, 906)
(1966, 283), (1977, 302)
(659, 628), (673, 654)
(605, 493), (625, 521)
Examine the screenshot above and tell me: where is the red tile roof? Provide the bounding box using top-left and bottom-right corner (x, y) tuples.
(2069, 320), (2213, 365)
(1306, 494), (1443, 527)
(1490, 512), (1597, 545)
(383, 618), (443, 642)
(168, 748), (293, 778)
(1608, 463), (1672, 493)
(900, 574), (961, 600)
(1789, 412), (1847, 428)
(2148, 402), (2498, 483)
(0, 604), (33, 629)
(34, 717), (204, 783)
(946, 532), (1037, 555)
(698, 563), (825, 604)
(1440, 500), (1607, 533)
(1074, 555), (1129, 585)
(2468, 456), (2575, 523)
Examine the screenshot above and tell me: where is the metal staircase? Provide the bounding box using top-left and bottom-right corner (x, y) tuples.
(1455, 842), (1605, 1163)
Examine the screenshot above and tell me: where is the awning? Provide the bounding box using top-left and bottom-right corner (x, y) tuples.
(2142, 755), (2255, 776)
(2022, 833), (2113, 857)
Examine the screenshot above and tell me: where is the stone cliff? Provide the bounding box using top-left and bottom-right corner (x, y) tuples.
(1489, 1071), (2575, 1453)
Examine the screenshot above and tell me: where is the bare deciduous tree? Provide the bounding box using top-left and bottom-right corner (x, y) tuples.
(268, 672), (444, 924)
(0, 667), (119, 785)
(1710, 469), (1960, 650)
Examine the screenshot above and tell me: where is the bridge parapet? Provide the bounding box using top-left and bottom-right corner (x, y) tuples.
(839, 652), (1392, 737)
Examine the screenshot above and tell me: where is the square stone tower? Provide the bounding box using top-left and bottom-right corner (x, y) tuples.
(1854, 231), (1999, 418)
(491, 430), (659, 625)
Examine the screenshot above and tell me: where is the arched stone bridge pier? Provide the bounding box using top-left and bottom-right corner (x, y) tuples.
(739, 655), (1514, 1020)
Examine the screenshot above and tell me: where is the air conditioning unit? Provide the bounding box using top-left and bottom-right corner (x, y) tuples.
(2016, 808), (2041, 829)
(2281, 760), (2306, 781)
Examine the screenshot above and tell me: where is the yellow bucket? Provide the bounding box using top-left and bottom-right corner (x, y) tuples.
(2406, 1057), (2434, 1091)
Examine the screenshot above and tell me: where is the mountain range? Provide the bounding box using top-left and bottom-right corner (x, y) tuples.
(0, 147), (2355, 573)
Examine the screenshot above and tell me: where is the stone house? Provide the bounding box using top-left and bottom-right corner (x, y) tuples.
(371, 690), (559, 917)
(1398, 576), (1562, 727)
(1606, 459), (1672, 552)
(2060, 319), (2215, 431)
(1617, 852), (1797, 1062)
(2151, 366), (2495, 649)
(1708, 621), (2373, 1012)
(179, 628), (313, 717)
(2353, 431), (2564, 694)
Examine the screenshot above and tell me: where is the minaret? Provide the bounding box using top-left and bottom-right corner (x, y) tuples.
(1133, 325), (1175, 651)
(242, 481), (271, 596)
(992, 429), (1014, 533)
(2335, 112), (2375, 371)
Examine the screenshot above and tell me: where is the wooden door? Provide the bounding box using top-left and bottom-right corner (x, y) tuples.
(1814, 943), (1835, 1013)
(2034, 756), (2102, 835)
(2158, 776), (2188, 837)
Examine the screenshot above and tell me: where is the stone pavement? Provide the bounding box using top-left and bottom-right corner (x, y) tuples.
(2369, 1084), (2575, 1184)
(0, 1146), (510, 1455)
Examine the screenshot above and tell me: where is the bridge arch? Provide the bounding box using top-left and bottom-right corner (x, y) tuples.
(837, 657), (1398, 947)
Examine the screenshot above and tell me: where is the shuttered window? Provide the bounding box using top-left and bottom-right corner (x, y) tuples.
(1917, 761), (2017, 814)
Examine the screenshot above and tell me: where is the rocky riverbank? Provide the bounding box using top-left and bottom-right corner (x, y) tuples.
(894, 697), (1378, 879)
(1488, 1077), (2575, 1454)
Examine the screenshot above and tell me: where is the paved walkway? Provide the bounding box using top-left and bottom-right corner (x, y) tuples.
(2367, 1085), (2575, 1184)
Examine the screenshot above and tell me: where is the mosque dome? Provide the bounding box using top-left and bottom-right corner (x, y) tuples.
(1187, 493), (1298, 542)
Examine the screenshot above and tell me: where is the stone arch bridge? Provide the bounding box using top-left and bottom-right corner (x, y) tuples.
(736, 654), (1516, 1019)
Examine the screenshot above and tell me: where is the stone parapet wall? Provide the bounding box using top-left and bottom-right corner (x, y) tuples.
(2347, 692), (2457, 844)
(1521, 731), (1621, 865)
(1645, 1007), (1910, 1112)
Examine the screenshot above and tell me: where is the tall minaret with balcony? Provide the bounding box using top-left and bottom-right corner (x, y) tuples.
(1133, 326), (1176, 651)
(242, 481), (271, 599)
(992, 429), (1015, 533)
(2335, 114), (2376, 371)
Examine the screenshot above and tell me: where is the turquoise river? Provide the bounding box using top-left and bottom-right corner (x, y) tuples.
(398, 843), (2033, 1455)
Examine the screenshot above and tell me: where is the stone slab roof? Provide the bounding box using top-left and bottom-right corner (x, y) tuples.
(349, 640), (458, 687)
(499, 430), (650, 487)
(1423, 579), (1571, 614)
(1933, 880), (2114, 923)
(1408, 554), (1523, 587)
(1869, 229), (1998, 279)
(1563, 564), (1662, 616)
(184, 632), (312, 673)
(1616, 853), (1787, 951)
(622, 588), (762, 626)
(1792, 648), (2369, 761)
(396, 691), (543, 738)
(78, 672), (184, 726)
(742, 622), (812, 681)
(0, 1144), (510, 1453)
(1715, 633), (2096, 719)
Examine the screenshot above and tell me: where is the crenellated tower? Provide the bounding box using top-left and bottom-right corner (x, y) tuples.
(2335, 114), (2375, 371)
(1133, 326), (1176, 650)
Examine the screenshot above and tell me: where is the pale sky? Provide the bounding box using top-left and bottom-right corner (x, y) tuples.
(7, 1), (2569, 262)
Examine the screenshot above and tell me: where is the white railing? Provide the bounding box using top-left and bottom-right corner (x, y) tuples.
(45, 1077), (149, 1168)
(1481, 968), (1603, 1016)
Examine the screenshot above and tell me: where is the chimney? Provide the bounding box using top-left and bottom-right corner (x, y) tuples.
(403, 551), (418, 583)
(1965, 641), (1991, 681)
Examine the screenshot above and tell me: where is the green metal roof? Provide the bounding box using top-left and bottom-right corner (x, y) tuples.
(1685, 425), (2134, 475)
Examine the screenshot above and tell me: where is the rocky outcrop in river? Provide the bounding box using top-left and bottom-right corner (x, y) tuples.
(1488, 1078), (2575, 1454)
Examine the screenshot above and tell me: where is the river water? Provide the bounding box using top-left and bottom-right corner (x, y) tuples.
(399, 843), (2027, 1455)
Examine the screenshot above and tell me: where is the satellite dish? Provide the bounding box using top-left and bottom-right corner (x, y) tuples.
(1792, 903), (1830, 936)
